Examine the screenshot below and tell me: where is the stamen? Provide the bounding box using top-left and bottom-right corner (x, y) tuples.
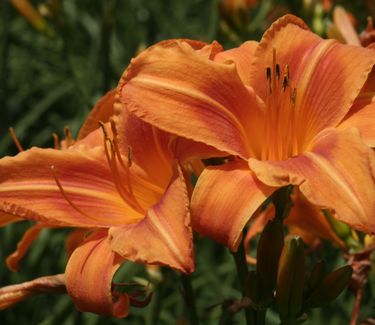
(284, 64), (289, 80)
(52, 133), (59, 149)
(51, 165), (99, 221)
(127, 147), (133, 167)
(9, 127), (24, 152)
(275, 64), (280, 80)
(99, 121), (144, 213)
(291, 88), (297, 105)
(266, 66), (272, 93)
(282, 65), (290, 91)
(64, 127), (74, 147)
(282, 76), (288, 91)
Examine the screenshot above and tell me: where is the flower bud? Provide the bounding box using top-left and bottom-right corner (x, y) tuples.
(304, 265), (352, 308)
(275, 236), (306, 323)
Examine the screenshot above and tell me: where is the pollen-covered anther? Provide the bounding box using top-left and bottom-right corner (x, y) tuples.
(282, 64), (290, 91)
(291, 88), (297, 105)
(127, 146), (133, 167)
(275, 64), (280, 80)
(266, 66), (272, 93)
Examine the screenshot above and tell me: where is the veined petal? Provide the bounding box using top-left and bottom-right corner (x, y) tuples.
(0, 274), (65, 310)
(65, 231), (129, 318)
(214, 41), (258, 85)
(6, 223), (45, 272)
(285, 191), (346, 249)
(338, 101), (375, 147)
(0, 146), (144, 227)
(77, 89), (116, 140)
(120, 39), (264, 158)
(249, 128), (375, 234)
(249, 14), (375, 148)
(109, 165), (193, 273)
(65, 228), (90, 258)
(172, 137), (228, 164)
(191, 160), (275, 251)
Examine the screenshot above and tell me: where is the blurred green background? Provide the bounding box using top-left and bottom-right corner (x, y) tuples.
(0, 0), (374, 324)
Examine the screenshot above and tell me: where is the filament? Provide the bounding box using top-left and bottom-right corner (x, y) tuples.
(51, 165), (104, 223)
(9, 127), (24, 152)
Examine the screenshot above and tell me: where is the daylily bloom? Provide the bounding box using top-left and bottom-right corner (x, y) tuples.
(119, 14), (375, 251)
(0, 88), (206, 317)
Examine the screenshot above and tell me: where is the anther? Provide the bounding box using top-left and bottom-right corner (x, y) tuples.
(266, 66), (271, 81)
(291, 88), (297, 104)
(52, 133), (59, 149)
(64, 126), (74, 147)
(284, 64), (289, 79)
(98, 121), (109, 139)
(266, 66), (272, 93)
(276, 64), (280, 80)
(127, 147), (133, 167)
(8, 127), (24, 152)
(282, 75), (288, 91)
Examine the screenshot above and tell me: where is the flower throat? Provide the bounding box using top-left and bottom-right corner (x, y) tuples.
(261, 48), (299, 161)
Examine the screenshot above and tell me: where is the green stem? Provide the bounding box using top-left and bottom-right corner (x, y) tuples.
(232, 239), (256, 325)
(146, 284), (163, 325)
(180, 274), (199, 325)
(255, 309), (266, 325)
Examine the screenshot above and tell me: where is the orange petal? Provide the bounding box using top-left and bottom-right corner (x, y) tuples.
(332, 6), (361, 46)
(191, 160), (275, 251)
(65, 230), (129, 318)
(249, 14), (375, 146)
(6, 223), (45, 272)
(249, 128), (375, 234)
(0, 274), (65, 310)
(0, 213), (21, 226)
(120, 39), (264, 158)
(285, 191), (346, 249)
(109, 165), (194, 273)
(338, 101), (375, 147)
(214, 41), (258, 85)
(0, 146), (143, 227)
(77, 89), (116, 140)
(65, 228), (90, 258)
(173, 137), (228, 164)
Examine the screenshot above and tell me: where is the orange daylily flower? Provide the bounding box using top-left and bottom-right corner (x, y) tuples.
(119, 14), (375, 251)
(0, 88), (210, 317)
